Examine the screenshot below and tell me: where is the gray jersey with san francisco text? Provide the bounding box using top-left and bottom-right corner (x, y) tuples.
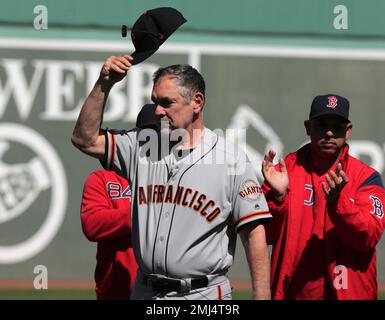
(103, 127), (271, 279)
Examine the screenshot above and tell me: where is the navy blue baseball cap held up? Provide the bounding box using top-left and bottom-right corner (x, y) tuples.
(122, 7), (187, 65)
(309, 94), (350, 121)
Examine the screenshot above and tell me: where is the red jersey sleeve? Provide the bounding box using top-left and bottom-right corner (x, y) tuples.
(330, 171), (385, 251)
(80, 171), (131, 242)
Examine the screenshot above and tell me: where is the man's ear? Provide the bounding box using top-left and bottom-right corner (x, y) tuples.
(192, 92), (204, 113)
(304, 120), (311, 136)
(345, 122), (353, 140)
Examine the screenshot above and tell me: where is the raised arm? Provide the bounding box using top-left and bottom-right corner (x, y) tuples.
(324, 168), (385, 251)
(71, 55), (133, 159)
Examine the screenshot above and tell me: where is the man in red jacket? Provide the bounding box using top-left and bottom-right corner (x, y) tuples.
(80, 104), (159, 299)
(81, 170), (136, 299)
(262, 94), (385, 300)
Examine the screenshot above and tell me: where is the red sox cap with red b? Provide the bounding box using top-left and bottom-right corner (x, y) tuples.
(309, 94), (350, 121)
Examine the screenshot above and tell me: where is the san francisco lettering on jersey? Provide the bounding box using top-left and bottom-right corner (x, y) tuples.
(138, 184), (221, 222)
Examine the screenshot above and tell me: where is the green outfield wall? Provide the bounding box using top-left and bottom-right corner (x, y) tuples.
(2, 0), (385, 38)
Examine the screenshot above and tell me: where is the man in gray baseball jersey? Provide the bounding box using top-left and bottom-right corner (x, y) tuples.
(72, 55), (272, 300)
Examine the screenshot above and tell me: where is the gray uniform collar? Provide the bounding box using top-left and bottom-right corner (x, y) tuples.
(177, 127), (218, 165)
(164, 128), (218, 175)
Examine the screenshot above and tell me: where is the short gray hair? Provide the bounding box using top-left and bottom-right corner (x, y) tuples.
(153, 64), (205, 102)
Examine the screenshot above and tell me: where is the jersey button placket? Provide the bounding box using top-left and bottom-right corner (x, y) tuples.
(154, 207), (172, 274)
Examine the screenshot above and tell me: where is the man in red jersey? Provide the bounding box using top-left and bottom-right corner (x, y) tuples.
(262, 94), (385, 300)
(80, 104), (159, 299)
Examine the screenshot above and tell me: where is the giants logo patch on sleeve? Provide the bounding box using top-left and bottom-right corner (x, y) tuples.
(369, 195), (383, 219)
(239, 180), (262, 202)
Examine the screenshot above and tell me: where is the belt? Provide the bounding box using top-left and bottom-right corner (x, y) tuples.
(142, 274), (209, 293)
